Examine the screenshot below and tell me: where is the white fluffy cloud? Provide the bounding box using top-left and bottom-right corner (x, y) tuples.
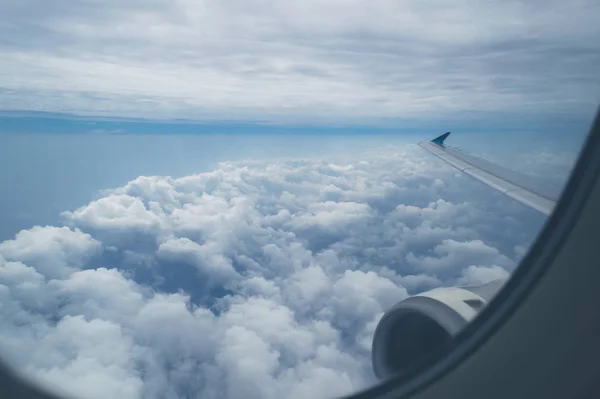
(0, 0), (598, 121)
(406, 239), (515, 274)
(0, 145), (547, 399)
(0, 226), (101, 278)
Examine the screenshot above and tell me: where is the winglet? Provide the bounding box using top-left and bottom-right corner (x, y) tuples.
(431, 132), (451, 146)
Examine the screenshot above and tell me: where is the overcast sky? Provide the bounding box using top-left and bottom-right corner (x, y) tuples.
(0, 0), (598, 123)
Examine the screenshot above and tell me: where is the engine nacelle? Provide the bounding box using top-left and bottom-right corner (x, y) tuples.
(371, 279), (506, 380)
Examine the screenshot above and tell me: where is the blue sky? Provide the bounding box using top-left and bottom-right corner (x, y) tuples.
(0, 110), (594, 136)
(0, 1), (598, 399)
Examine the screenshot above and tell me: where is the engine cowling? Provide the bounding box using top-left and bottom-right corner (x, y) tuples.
(371, 279), (506, 380)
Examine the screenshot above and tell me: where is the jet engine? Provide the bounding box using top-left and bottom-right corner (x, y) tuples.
(371, 279), (506, 379)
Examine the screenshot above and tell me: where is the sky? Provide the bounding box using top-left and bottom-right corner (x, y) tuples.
(0, 0), (599, 125)
(0, 1), (598, 399)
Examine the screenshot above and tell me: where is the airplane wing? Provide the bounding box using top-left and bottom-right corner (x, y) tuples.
(418, 133), (558, 215)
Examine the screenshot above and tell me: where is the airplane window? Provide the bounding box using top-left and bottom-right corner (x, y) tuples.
(0, 1), (598, 399)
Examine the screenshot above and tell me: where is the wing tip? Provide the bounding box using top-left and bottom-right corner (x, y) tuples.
(431, 132), (451, 146)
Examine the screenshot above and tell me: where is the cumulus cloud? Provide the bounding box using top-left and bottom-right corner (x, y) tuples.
(0, 145), (547, 399)
(0, 0), (598, 121)
(406, 239), (515, 275)
(0, 226), (101, 278)
(457, 265), (511, 286)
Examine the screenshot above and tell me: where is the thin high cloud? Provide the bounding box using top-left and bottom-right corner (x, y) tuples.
(0, 145), (547, 398)
(0, 0), (598, 122)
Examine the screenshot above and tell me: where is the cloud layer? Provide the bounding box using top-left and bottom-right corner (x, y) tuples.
(1, 0), (598, 121)
(0, 144), (548, 399)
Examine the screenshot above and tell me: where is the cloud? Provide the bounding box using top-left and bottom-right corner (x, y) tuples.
(457, 265), (511, 286)
(0, 145), (547, 398)
(0, 0), (598, 121)
(63, 194), (165, 233)
(157, 237), (239, 283)
(406, 239), (516, 275)
(0, 226), (101, 278)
